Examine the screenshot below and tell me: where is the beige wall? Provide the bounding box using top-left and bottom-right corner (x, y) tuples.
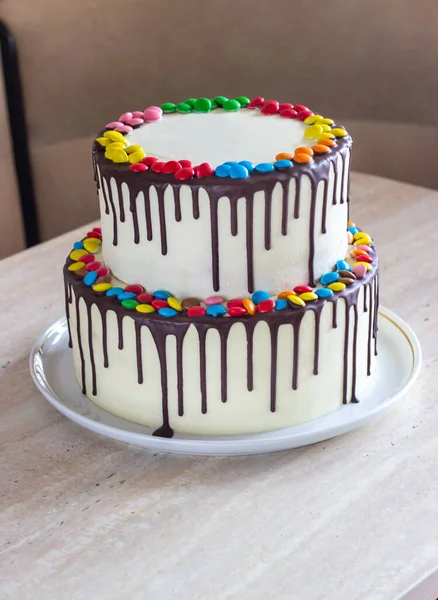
(1, 0), (437, 248)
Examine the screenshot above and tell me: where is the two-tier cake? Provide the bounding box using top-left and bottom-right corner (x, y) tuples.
(64, 96), (378, 437)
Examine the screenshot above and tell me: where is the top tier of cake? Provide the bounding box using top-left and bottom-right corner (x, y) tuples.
(93, 97), (352, 298)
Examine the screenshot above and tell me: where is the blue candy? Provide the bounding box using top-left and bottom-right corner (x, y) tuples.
(252, 290), (270, 305)
(348, 226), (358, 234)
(229, 164), (249, 179)
(223, 161), (240, 167)
(316, 287), (334, 298)
(215, 164), (231, 178)
(73, 241), (84, 250)
(255, 162), (275, 173)
(106, 287), (125, 297)
(274, 159), (293, 169)
(84, 271), (98, 286)
(336, 259), (351, 271)
(320, 271), (339, 285)
(153, 290), (171, 300)
(206, 304), (226, 317)
(239, 160), (255, 173)
(158, 307), (178, 318)
(275, 298), (288, 311)
(117, 292), (137, 301)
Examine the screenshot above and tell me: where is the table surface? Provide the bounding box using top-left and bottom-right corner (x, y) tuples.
(1, 173), (437, 600)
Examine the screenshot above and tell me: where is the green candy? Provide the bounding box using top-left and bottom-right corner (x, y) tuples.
(161, 102), (176, 113)
(235, 96), (250, 107)
(210, 99), (219, 109)
(223, 99), (241, 112)
(176, 102), (192, 113)
(184, 98), (197, 108)
(194, 97), (212, 113)
(121, 299), (139, 309)
(214, 96), (228, 106)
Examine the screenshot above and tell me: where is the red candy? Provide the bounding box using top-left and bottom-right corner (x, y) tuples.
(279, 103), (294, 111)
(125, 284), (145, 294)
(129, 163), (148, 172)
(86, 231), (102, 239)
(188, 306), (206, 317)
(92, 227), (102, 234)
(96, 267), (110, 277)
(179, 159), (193, 168)
(294, 104), (310, 112)
(86, 261), (101, 272)
(78, 253), (94, 264)
(137, 292), (154, 304)
(294, 285), (313, 294)
(141, 156), (159, 166)
(279, 108), (298, 119)
(227, 307), (247, 317)
(152, 299), (169, 309)
(247, 96), (264, 109)
(355, 254), (373, 263)
(194, 162), (214, 178)
(257, 299), (275, 313)
(175, 167), (195, 180)
(227, 298), (244, 309)
(162, 160), (181, 174)
(151, 161), (165, 173)
(297, 110), (314, 121)
(261, 100), (279, 115)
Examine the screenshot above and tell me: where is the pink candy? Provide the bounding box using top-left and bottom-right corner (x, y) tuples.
(106, 121), (124, 129)
(204, 295), (224, 305)
(126, 117), (144, 126)
(118, 112), (133, 123)
(132, 111), (144, 118)
(144, 106), (163, 122)
(353, 264), (367, 279)
(355, 244), (372, 252)
(114, 124), (133, 133)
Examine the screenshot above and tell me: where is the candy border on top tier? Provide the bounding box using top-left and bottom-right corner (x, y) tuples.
(65, 223), (375, 320)
(94, 96), (348, 181)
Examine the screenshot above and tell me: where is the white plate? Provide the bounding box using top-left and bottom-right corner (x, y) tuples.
(30, 307), (421, 456)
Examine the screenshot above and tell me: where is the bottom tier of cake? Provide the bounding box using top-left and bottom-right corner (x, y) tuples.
(64, 252), (379, 436)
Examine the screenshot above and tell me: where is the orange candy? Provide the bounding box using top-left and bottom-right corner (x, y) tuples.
(294, 146), (314, 156)
(275, 152), (293, 161)
(319, 138), (336, 147)
(242, 298), (256, 316)
(293, 153), (313, 163)
(312, 144), (330, 154)
(348, 220), (356, 227)
(278, 290), (295, 299)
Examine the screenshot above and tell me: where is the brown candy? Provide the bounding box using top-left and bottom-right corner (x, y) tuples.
(182, 297), (201, 309)
(96, 275), (112, 284)
(338, 277), (355, 286)
(75, 268), (88, 279)
(338, 270), (356, 280)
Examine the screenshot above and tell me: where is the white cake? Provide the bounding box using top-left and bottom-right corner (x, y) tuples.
(64, 96), (378, 437)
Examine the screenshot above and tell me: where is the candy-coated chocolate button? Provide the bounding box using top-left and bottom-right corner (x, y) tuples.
(125, 284), (145, 294)
(242, 298), (256, 315)
(84, 271), (98, 286)
(142, 156), (159, 166)
(255, 163), (275, 173)
(179, 160), (193, 168)
(295, 146), (314, 156)
(96, 275), (112, 285)
(300, 292), (318, 301)
(86, 231), (101, 240)
(251, 290), (270, 305)
(319, 118), (334, 125)
(70, 249), (87, 261)
(93, 283), (113, 293)
(336, 259), (351, 271)
(274, 159), (292, 169)
(293, 153), (313, 163)
(215, 164), (231, 178)
(128, 150), (146, 164)
(277, 290), (294, 299)
(287, 295), (305, 307)
(85, 261), (101, 272)
(151, 161), (165, 173)
(96, 267), (110, 277)
(168, 297), (183, 311)
(315, 287), (334, 298)
(275, 152), (293, 161)
(304, 125), (323, 139)
(227, 307), (247, 317)
(328, 282), (346, 292)
(223, 99), (240, 112)
(227, 298), (244, 309)
(176, 102), (192, 113)
(257, 299), (275, 313)
(353, 261), (372, 271)
(214, 96), (228, 106)
(73, 241), (84, 250)
(320, 272), (339, 285)
(118, 292), (137, 301)
(182, 297), (201, 309)
(230, 164), (249, 179)
(275, 298), (288, 310)
(152, 299), (169, 309)
(294, 285), (313, 294)
(137, 293), (154, 304)
(118, 112), (133, 122)
(304, 115), (323, 124)
(247, 96), (264, 108)
(195, 163), (214, 178)
(136, 304), (155, 313)
(103, 130), (126, 142)
(347, 231), (354, 245)
(83, 238), (101, 253)
(188, 306), (206, 317)
(161, 102), (176, 113)
(106, 287), (124, 297)
(122, 299), (139, 309)
(75, 268), (88, 278)
(153, 290), (171, 299)
(297, 110), (314, 121)
(184, 99), (197, 108)
(68, 261), (85, 272)
(96, 137), (111, 147)
(130, 163), (148, 172)
(158, 307), (178, 318)
(175, 167), (194, 180)
(206, 304), (226, 317)
(355, 244), (372, 253)
(144, 106), (163, 121)
(235, 96), (250, 107)
(279, 108), (298, 118)
(239, 161), (255, 173)
(338, 270), (356, 280)
(331, 128), (348, 137)
(163, 160), (181, 174)
(353, 264), (367, 279)
(355, 254), (373, 263)
(194, 98), (212, 113)
(205, 295), (224, 305)
(320, 138), (336, 147)
(261, 100), (279, 115)
(338, 277), (354, 286)
(312, 144), (330, 154)
(278, 103), (294, 111)
(126, 118), (144, 126)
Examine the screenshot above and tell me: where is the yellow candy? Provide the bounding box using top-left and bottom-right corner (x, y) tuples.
(328, 282), (346, 292)
(69, 249), (86, 261)
(354, 236), (372, 246)
(319, 123), (331, 132)
(68, 261), (85, 272)
(83, 238), (101, 253)
(299, 292), (318, 302)
(168, 297), (183, 312)
(96, 137), (111, 147)
(316, 132), (335, 141)
(136, 304), (155, 314)
(111, 148), (129, 163)
(125, 145), (143, 154)
(319, 118), (334, 125)
(304, 115), (323, 124)
(106, 141), (126, 149)
(304, 124), (324, 139)
(93, 283), (113, 293)
(353, 231), (370, 241)
(353, 261), (372, 271)
(103, 130), (126, 143)
(331, 128), (348, 137)
(287, 294), (305, 307)
(128, 150), (146, 164)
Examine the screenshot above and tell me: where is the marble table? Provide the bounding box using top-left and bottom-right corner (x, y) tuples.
(1, 173), (437, 600)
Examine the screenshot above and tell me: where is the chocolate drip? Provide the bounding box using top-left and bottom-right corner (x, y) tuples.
(351, 304), (359, 403)
(230, 197), (238, 236)
(270, 324), (279, 411)
(246, 194), (255, 293)
(144, 188), (153, 241)
(342, 300), (351, 404)
(117, 313), (124, 350)
(293, 176), (301, 219)
(373, 271), (379, 355)
(103, 177), (118, 245)
(313, 309), (321, 376)
(192, 187), (200, 219)
(199, 328), (207, 414)
(174, 186), (182, 222)
(332, 300), (338, 329)
(176, 331), (187, 416)
(363, 283), (368, 312)
(339, 153), (346, 205)
(74, 297), (86, 394)
(367, 283), (373, 376)
(220, 328), (230, 403)
(246, 324), (254, 391)
(150, 331), (173, 439)
(264, 187), (273, 250)
(210, 195), (220, 292)
(135, 321), (143, 384)
(281, 179), (290, 236)
(101, 309), (109, 368)
(130, 194), (140, 244)
(156, 187), (168, 255)
(292, 316), (304, 390)
(64, 280), (72, 348)
(308, 179), (317, 286)
(86, 303), (97, 395)
(332, 156), (339, 205)
(321, 179), (329, 234)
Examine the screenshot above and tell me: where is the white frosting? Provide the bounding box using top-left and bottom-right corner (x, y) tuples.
(125, 110), (309, 166)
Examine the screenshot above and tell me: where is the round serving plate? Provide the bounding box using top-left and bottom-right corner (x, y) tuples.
(30, 307), (421, 456)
